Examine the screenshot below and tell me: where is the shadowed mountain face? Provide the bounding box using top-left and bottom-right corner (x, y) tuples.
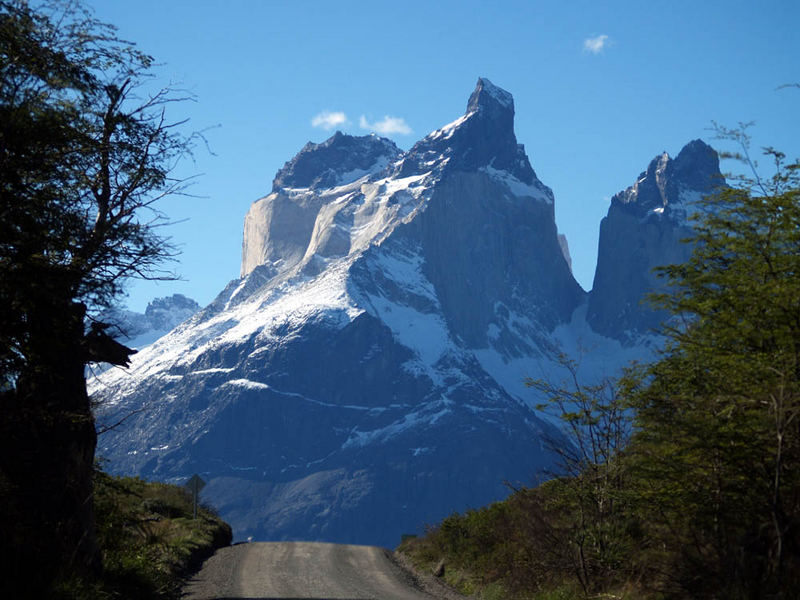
(587, 139), (725, 342)
(91, 79), (719, 547)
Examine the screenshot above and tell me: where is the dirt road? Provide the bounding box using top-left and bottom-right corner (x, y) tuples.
(182, 541), (460, 600)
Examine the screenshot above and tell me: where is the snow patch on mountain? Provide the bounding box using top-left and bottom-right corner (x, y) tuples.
(481, 165), (553, 203)
(427, 112), (476, 142)
(342, 401), (452, 449)
(333, 154), (392, 187)
(474, 302), (656, 416)
(241, 162), (436, 280)
(354, 239), (456, 382)
(272, 131), (401, 192)
(90, 260), (365, 401)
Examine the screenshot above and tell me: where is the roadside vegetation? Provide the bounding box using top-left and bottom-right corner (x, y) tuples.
(52, 468), (231, 600)
(401, 130), (800, 599)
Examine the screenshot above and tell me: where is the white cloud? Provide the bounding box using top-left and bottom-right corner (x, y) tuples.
(583, 34), (610, 54)
(311, 110), (348, 130)
(359, 115), (412, 135)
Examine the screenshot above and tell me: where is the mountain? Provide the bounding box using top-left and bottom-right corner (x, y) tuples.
(90, 79), (720, 548)
(99, 294), (201, 349)
(587, 140), (724, 341)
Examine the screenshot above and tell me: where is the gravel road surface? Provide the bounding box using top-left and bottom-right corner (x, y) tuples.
(182, 541), (461, 600)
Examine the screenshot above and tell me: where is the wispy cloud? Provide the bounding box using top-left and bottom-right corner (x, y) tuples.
(359, 115), (412, 135)
(311, 110), (348, 130)
(583, 34), (610, 54)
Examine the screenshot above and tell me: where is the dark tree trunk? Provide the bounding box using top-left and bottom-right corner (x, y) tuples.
(0, 301), (99, 594)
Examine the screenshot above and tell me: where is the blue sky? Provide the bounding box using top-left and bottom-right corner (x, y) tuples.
(84, 0), (800, 312)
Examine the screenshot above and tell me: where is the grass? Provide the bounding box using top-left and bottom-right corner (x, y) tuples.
(53, 469), (231, 599)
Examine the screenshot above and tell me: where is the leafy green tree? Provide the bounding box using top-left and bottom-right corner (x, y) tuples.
(628, 127), (800, 598)
(0, 0), (195, 590)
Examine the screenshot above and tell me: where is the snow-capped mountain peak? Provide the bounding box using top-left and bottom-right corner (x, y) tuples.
(241, 79), (558, 286)
(91, 80), (718, 550)
(398, 78), (547, 204)
(93, 78), (587, 546)
(97, 293), (200, 350)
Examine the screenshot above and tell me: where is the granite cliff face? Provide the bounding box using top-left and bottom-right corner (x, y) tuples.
(91, 79), (718, 547)
(395, 78), (583, 346)
(587, 140), (724, 341)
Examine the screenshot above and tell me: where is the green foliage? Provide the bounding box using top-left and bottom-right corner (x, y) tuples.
(53, 469), (232, 600)
(402, 359), (643, 598)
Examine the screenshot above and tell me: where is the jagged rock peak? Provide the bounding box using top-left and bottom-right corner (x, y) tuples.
(399, 77), (538, 188)
(671, 138), (724, 191)
(612, 138), (722, 218)
(144, 294), (200, 331)
(145, 293), (199, 316)
(96, 294), (200, 351)
(272, 131), (402, 192)
(467, 77), (515, 115)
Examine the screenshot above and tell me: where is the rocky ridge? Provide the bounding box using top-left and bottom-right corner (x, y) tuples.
(100, 294), (200, 349)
